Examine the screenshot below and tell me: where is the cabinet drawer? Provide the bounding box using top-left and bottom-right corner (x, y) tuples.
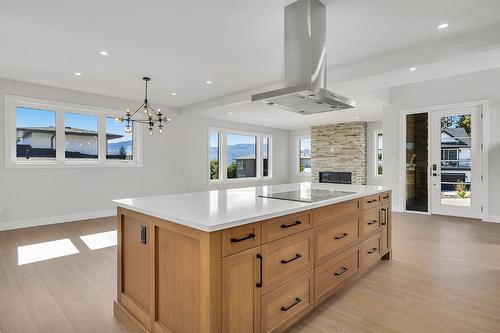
(313, 199), (359, 226)
(315, 246), (358, 305)
(380, 191), (391, 204)
(222, 222), (261, 257)
(359, 233), (381, 269)
(262, 211), (312, 243)
(360, 194), (381, 210)
(261, 271), (314, 333)
(360, 207), (381, 236)
(261, 230), (314, 294)
(315, 213), (359, 265)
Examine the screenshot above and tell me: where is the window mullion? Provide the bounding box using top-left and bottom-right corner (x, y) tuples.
(98, 114), (106, 162)
(220, 131), (227, 181)
(56, 109), (65, 162)
(256, 135), (262, 178)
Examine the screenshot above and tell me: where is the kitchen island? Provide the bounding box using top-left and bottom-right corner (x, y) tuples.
(112, 183), (392, 333)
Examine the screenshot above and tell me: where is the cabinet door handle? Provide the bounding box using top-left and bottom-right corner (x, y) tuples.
(383, 195), (390, 200)
(281, 253), (302, 264)
(281, 297), (301, 312)
(381, 208), (387, 225)
(231, 233), (255, 243)
(367, 220), (378, 225)
(140, 225), (147, 245)
(335, 233), (348, 240)
(334, 266), (349, 276)
(367, 248), (377, 255)
(367, 199), (378, 204)
(256, 254), (263, 288)
(281, 220), (302, 229)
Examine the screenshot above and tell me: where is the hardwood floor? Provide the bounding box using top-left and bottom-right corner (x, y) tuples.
(1, 213), (500, 332)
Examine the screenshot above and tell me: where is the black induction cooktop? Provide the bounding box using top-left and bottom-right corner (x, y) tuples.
(259, 189), (355, 203)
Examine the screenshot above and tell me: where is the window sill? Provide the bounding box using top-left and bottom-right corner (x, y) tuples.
(5, 160), (143, 169)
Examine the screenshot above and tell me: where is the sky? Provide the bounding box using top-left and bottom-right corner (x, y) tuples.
(16, 107), (131, 143)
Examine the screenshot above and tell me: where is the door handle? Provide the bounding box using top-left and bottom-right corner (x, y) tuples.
(256, 254), (263, 288)
(140, 225), (147, 244)
(281, 297), (301, 312)
(334, 233), (349, 240)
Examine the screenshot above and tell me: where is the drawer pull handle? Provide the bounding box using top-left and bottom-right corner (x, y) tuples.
(256, 254), (263, 288)
(230, 233), (256, 243)
(281, 297), (301, 312)
(335, 233), (348, 240)
(281, 253), (302, 264)
(367, 199), (378, 204)
(334, 266), (349, 276)
(367, 220), (378, 225)
(381, 208), (387, 225)
(281, 220), (302, 229)
(367, 248), (377, 255)
(383, 195), (390, 200)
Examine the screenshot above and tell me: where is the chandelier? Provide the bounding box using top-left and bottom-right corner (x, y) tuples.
(116, 77), (170, 135)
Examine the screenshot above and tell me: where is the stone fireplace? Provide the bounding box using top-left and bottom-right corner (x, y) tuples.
(311, 122), (367, 185)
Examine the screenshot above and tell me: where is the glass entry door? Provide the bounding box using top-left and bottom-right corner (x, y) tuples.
(430, 107), (482, 218)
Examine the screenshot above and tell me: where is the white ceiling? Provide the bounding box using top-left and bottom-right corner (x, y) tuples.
(2, 0), (500, 128)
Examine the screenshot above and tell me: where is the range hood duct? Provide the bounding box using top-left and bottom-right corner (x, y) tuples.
(251, 0), (355, 114)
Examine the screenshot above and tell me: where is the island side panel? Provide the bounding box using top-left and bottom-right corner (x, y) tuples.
(115, 207), (222, 333)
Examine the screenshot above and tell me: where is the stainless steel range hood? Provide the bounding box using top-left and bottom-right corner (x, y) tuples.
(251, 0), (355, 114)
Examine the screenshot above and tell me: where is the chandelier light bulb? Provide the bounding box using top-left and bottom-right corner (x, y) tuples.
(158, 125), (164, 133)
(124, 124), (132, 133)
(115, 116), (123, 123)
(148, 127), (154, 135)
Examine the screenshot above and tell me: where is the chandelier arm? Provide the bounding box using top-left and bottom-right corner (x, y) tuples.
(129, 102), (147, 118)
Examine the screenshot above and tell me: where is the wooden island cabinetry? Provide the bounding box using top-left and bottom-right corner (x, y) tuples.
(114, 191), (392, 333)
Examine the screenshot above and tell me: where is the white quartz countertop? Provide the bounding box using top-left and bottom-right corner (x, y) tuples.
(112, 182), (389, 232)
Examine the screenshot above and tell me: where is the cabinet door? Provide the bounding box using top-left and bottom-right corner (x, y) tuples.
(118, 212), (153, 330)
(380, 204), (392, 256)
(222, 247), (262, 333)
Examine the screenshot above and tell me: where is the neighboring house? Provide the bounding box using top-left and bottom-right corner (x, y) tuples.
(16, 126), (123, 158)
(440, 127), (471, 191)
(234, 155), (257, 178)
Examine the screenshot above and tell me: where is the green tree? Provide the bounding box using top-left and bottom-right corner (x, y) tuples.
(210, 159), (219, 180)
(457, 115), (471, 134)
(227, 161), (237, 178)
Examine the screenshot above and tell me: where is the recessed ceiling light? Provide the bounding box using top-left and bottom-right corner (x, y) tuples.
(205, 80), (212, 85)
(99, 50), (108, 56)
(74, 72), (82, 76)
(171, 92), (177, 96)
(409, 67), (417, 71)
(228, 112), (233, 115)
(293, 124), (297, 127)
(265, 118), (270, 121)
(438, 23), (449, 29)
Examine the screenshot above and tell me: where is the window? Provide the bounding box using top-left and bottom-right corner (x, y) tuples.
(376, 132), (383, 176)
(208, 128), (271, 182)
(16, 107), (56, 160)
(209, 131), (220, 180)
(263, 136), (270, 177)
(5, 95), (141, 168)
(65, 113), (99, 159)
(298, 136), (311, 174)
(106, 117), (133, 160)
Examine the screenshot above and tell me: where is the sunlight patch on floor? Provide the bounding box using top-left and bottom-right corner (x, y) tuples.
(17, 238), (79, 265)
(80, 230), (117, 250)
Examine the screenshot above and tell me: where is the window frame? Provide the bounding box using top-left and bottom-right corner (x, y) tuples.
(207, 127), (272, 184)
(374, 129), (383, 178)
(4, 95), (143, 168)
(296, 135), (311, 176)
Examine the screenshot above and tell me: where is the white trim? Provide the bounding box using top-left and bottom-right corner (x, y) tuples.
(398, 100), (489, 220)
(207, 126), (273, 184)
(484, 215), (500, 223)
(0, 209), (116, 231)
(4, 94), (143, 168)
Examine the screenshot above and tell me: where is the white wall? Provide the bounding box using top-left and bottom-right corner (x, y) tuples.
(383, 68), (500, 220)
(367, 121), (383, 186)
(0, 78), (291, 228)
(288, 128), (312, 183)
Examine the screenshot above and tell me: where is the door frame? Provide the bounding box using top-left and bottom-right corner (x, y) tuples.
(398, 100), (489, 220)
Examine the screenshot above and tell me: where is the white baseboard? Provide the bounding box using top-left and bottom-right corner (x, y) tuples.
(484, 215), (500, 223)
(0, 209), (116, 231)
